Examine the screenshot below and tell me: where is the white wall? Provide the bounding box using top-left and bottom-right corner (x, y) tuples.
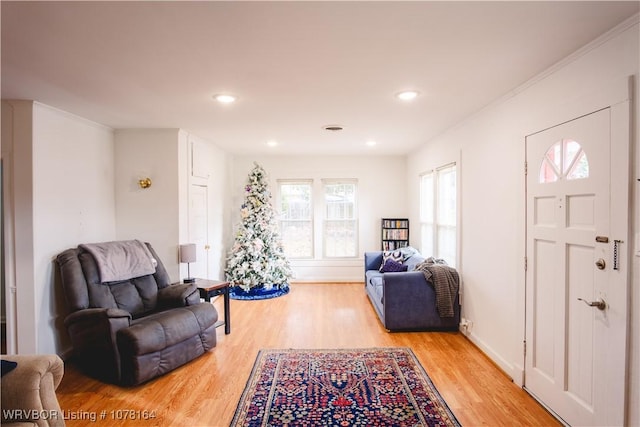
(232, 155), (407, 282)
(32, 103), (116, 355)
(115, 129), (233, 283)
(114, 129), (183, 280)
(2, 101), (116, 355)
(407, 19), (639, 425)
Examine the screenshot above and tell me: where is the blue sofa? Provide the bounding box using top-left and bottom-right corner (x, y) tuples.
(364, 251), (460, 331)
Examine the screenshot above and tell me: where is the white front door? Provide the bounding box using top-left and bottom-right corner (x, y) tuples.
(525, 108), (628, 426)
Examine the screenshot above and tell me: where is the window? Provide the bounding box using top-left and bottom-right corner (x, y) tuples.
(539, 138), (589, 183)
(420, 163), (457, 267)
(323, 180), (358, 257)
(278, 181), (313, 258)
(277, 179), (359, 259)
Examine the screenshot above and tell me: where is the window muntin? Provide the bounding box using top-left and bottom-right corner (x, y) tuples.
(323, 180), (358, 258)
(539, 139), (589, 183)
(278, 181), (313, 258)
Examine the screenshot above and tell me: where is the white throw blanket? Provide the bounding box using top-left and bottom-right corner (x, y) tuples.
(80, 240), (156, 283)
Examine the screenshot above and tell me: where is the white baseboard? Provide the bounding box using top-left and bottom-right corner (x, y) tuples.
(290, 277), (363, 283)
(512, 362), (525, 387)
(464, 330), (520, 383)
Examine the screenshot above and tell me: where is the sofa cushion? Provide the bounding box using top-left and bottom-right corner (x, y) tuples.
(366, 274), (384, 304)
(365, 270), (382, 286)
(398, 246), (419, 260)
(380, 259), (408, 273)
(404, 254), (426, 271)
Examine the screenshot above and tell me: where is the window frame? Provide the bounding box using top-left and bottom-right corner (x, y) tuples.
(419, 171), (435, 258)
(419, 162), (458, 267)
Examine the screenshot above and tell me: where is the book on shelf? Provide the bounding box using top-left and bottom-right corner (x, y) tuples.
(382, 229), (409, 240)
(382, 219), (409, 228)
(382, 241), (409, 251)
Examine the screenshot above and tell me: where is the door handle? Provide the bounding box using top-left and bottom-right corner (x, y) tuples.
(595, 258), (606, 270)
(577, 298), (606, 311)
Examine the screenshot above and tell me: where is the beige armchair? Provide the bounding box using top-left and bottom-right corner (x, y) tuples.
(1, 354), (65, 427)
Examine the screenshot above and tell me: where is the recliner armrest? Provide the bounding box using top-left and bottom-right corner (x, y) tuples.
(157, 283), (200, 308)
(64, 307), (131, 328)
(64, 308), (132, 384)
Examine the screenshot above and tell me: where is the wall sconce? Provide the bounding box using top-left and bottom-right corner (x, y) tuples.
(179, 243), (197, 283)
(138, 177), (152, 189)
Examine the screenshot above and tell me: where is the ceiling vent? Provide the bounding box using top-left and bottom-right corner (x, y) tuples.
(323, 125), (344, 132)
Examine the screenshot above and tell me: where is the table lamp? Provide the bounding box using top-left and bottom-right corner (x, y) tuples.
(179, 243), (197, 283)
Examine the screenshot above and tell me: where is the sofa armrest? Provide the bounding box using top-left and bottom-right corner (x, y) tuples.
(364, 252), (383, 272)
(157, 283), (200, 308)
(1, 354), (65, 427)
(383, 271), (441, 330)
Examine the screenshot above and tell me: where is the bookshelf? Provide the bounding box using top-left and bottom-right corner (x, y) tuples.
(381, 218), (409, 251)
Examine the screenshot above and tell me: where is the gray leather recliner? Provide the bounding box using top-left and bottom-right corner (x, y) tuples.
(56, 242), (217, 386)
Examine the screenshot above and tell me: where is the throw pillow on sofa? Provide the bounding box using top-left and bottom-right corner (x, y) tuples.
(380, 259), (409, 273)
(379, 250), (403, 271)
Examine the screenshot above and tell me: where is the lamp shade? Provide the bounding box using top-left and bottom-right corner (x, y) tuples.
(179, 244), (197, 263)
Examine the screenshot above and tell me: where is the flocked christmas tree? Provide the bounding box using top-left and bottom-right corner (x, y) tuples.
(225, 162), (292, 294)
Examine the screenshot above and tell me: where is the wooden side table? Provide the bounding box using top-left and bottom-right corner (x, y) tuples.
(195, 279), (231, 335)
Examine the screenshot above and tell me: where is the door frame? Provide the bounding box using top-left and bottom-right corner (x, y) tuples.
(189, 183), (210, 279)
(519, 76), (633, 424)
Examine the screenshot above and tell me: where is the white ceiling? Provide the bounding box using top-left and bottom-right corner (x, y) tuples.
(2, 1), (638, 156)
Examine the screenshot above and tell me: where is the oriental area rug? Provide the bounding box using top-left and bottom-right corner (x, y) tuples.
(230, 348), (461, 427)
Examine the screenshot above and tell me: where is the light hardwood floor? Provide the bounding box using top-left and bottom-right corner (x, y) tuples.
(56, 282), (560, 426)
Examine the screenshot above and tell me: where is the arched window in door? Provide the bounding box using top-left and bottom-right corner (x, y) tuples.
(539, 138), (589, 183)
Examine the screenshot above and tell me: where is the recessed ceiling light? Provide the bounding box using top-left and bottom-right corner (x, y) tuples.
(214, 94), (237, 104)
(266, 140), (278, 147)
(366, 140), (377, 147)
(396, 90), (419, 101)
